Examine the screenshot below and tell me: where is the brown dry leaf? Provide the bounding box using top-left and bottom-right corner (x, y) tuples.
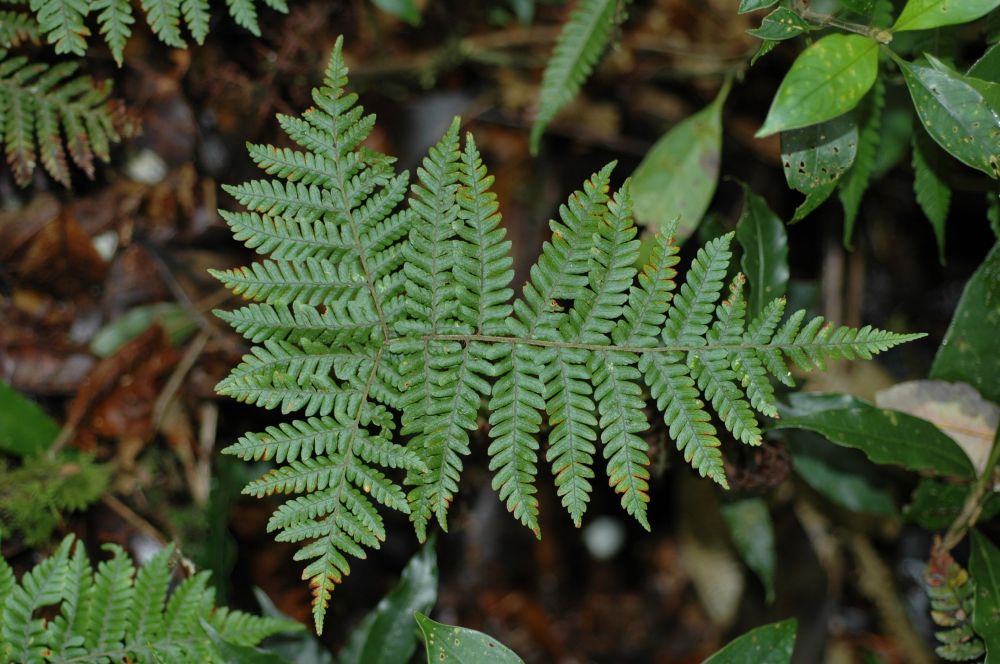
(0, 194), (60, 261)
(66, 324), (178, 452)
(18, 209), (108, 298)
(875, 380), (998, 476)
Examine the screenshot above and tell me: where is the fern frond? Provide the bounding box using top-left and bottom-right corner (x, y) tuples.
(29, 0), (89, 55)
(925, 549), (986, 661)
(0, 50), (127, 186)
(530, 0), (620, 153)
(0, 11), (41, 48)
(83, 544), (134, 653)
(215, 36), (923, 633)
(92, 0), (134, 65)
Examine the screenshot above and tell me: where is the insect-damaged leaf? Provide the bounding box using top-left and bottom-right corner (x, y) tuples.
(631, 81), (728, 240)
(899, 55), (1000, 178)
(757, 34), (879, 137)
(780, 112), (858, 221)
(415, 613), (525, 664)
(747, 7), (813, 41)
(893, 0), (1000, 32)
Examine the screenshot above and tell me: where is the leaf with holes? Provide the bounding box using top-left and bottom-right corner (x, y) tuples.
(899, 55), (1000, 178)
(893, 0), (1000, 32)
(758, 34), (879, 137)
(631, 81), (728, 239)
(781, 112), (859, 221)
(415, 613), (524, 664)
(747, 7), (813, 41)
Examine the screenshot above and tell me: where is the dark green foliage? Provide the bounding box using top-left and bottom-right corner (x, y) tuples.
(0, 455), (108, 547)
(925, 549), (987, 661)
(0, 535), (301, 662)
(0, 48), (129, 186)
(214, 37), (920, 633)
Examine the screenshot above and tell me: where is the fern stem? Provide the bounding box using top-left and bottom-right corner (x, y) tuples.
(426, 332), (925, 355)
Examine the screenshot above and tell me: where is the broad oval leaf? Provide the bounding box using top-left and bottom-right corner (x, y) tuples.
(893, 0), (1000, 32)
(931, 243), (1000, 403)
(340, 539), (438, 664)
(703, 618), (798, 663)
(773, 392), (976, 479)
(757, 34), (879, 137)
(631, 81), (728, 240)
(415, 613), (525, 664)
(0, 380), (59, 456)
(735, 182), (788, 319)
(721, 497), (776, 603)
(747, 7), (813, 41)
(971, 529), (1000, 657)
(899, 55), (1000, 178)
(780, 112), (859, 221)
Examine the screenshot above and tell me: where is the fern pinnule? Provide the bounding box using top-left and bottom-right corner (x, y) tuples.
(530, 0), (621, 153)
(0, 11), (41, 48)
(214, 35), (923, 633)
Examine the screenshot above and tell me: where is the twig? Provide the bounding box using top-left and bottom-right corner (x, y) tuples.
(102, 494), (168, 546)
(151, 329), (211, 432)
(940, 427), (1000, 552)
(792, 0), (893, 43)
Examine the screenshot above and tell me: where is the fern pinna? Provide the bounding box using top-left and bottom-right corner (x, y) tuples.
(213, 37), (922, 632)
(0, 535), (299, 662)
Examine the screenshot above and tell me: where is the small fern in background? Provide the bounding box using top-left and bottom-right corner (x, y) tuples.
(0, 48), (130, 186)
(925, 547), (986, 661)
(0, 535), (301, 662)
(8, 0), (290, 65)
(530, 0), (624, 154)
(0, 455), (108, 548)
(213, 36), (922, 632)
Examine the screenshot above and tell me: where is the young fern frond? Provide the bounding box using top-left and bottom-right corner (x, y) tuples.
(0, 49), (128, 186)
(0, 535), (299, 662)
(215, 37), (923, 633)
(530, 0), (622, 154)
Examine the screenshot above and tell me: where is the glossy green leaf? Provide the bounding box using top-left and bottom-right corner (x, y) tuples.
(899, 55), (1000, 178)
(739, 0), (780, 13)
(786, 429), (899, 517)
(839, 78), (884, 246)
(893, 0), (1000, 32)
(931, 243), (1000, 403)
(415, 613), (524, 664)
(703, 618), (798, 664)
(773, 392), (976, 479)
(721, 497), (776, 603)
(90, 302), (197, 357)
(0, 380), (60, 457)
(904, 479), (1000, 529)
(631, 81), (728, 240)
(971, 529), (1000, 659)
(969, 43), (1000, 82)
(340, 539), (438, 664)
(748, 7), (813, 40)
(912, 126), (951, 261)
(735, 183), (788, 319)
(781, 112), (858, 221)
(372, 0), (421, 25)
(758, 34), (879, 137)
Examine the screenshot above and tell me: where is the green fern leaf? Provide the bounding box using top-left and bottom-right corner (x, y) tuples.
(29, 0), (89, 55)
(84, 544), (135, 652)
(180, 0), (210, 43)
(215, 36), (923, 633)
(140, 0), (185, 47)
(912, 127), (951, 260)
(92, 0), (135, 65)
(0, 11), (41, 48)
(530, 0), (620, 154)
(838, 76), (885, 247)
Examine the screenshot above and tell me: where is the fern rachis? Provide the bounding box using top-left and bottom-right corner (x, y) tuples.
(214, 36), (923, 633)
